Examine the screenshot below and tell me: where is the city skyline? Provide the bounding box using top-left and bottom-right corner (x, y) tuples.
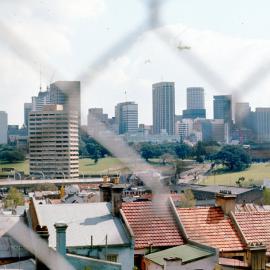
(1, 1), (270, 125)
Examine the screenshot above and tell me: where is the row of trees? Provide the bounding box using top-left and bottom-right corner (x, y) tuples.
(139, 141), (251, 172)
(0, 145), (26, 163)
(139, 141), (220, 162)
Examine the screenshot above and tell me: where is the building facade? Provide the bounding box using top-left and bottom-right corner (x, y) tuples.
(235, 102), (251, 128)
(213, 95), (232, 124)
(24, 102), (32, 129)
(29, 105), (79, 179)
(0, 111), (8, 145)
(115, 102), (138, 134)
(152, 82), (175, 135)
(255, 108), (270, 142)
(186, 87), (205, 110)
(31, 81), (81, 124)
(49, 81), (81, 123)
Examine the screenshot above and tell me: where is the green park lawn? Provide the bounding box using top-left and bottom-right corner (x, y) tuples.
(200, 163), (270, 186)
(0, 157), (126, 177)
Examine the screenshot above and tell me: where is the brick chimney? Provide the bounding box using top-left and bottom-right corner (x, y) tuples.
(99, 183), (113, 202)
(35, 225), (50, 270)
(216, 190), (236, 215)
(248, 242), (267, 270)
(54, 222), (68, 256)
(111, 184), (124, 216)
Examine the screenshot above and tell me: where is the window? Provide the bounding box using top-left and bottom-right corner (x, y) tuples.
(106, 254), (118, 263)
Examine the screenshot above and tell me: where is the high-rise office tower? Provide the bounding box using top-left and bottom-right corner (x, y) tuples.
(49, 81), (81, 124)
(235, 102), (251, 128)
(88, 108), (108, 123)
(115, 102), (138, 134)
(213, 95), (232, 124)
(152, 82), (175, 135)
(29, 105), (79, 179)
(31, 81), (81, 124)
(183, 87), (206, 119)
(254, 108), (270, 142)
(32, 90), (50, 111)
(24, 103), (32, 128)
(187, 87), (205, 109)
(0, 111), (8, 144)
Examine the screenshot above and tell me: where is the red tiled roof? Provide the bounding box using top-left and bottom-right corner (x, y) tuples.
(121, 201), (184, 249)
(177, 207), (245, 252)
(235, 211), (270, 254)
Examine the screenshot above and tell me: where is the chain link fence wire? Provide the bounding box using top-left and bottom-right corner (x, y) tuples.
(0, 0), (269, 268)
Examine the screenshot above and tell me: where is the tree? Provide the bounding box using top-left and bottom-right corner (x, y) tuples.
(175, 143), (192, 160)
(236, 176), (245, 187)
(212, 145), (251, 171)
(4, 187), (24, 208)
(194, 141), (206, 163)
(160, 153), (174, 165)
(140, 143), (161, 161)
(0, 147), (25, 163)
(178, 189), (196, 208)
(86, 143), (101, 163)
(79, 129), (111, 160)
(174, 160), (189, 180)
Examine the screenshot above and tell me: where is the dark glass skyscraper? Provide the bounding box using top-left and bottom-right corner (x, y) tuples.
(213, 95), (232, 124)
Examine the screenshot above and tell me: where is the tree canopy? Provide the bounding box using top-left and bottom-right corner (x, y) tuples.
(4, 187), (24, 208)
(212, 145), (251, 171)
(0, 145), (25, 163)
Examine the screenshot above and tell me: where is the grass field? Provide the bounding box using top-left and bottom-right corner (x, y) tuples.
(200, 163), (270, 186)
(0, 157), (126, 177)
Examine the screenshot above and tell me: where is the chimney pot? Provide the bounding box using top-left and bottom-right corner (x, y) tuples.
(216, 192), (236, 215)
(111, 184), (125, 216)
(54, 222), (68, 256)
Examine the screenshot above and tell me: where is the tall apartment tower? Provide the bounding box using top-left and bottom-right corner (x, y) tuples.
(115, 102), (138, 134)
(152, 82), (175, 135)
(0, 111), (8, 144)
(24, 103), (32, 128)
(29, 105), (79, 179)
(254, 108), (270, 142)
(213, 95), (232, 124)
(183, 87), (206, 119)
(235, 102), (251, 128)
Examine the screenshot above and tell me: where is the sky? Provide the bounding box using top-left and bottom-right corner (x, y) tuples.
(1, 0), (270, 125)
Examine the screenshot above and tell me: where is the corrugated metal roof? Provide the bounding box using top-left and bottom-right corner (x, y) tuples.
(0, 216), (30, 259)
(36, 202), (130, 248)
(0, 259), (35, 270)
(145, 244), (213, 266)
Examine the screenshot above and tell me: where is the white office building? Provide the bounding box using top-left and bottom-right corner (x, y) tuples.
(29, 105), (79, 179)
(152, 82), (175, 135)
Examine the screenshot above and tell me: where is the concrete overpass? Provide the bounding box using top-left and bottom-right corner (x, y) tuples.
(0, 178), (104, 188)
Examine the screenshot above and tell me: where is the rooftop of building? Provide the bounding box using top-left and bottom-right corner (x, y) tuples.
(144, 244), (214, 266)
(35, 202), (130, 248)
(177, 206), (245, 252)
(234, 211), (270, 255)
(121, 200), (184, 249)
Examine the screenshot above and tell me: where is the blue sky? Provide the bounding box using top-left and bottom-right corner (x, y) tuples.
(0, 0), (270, 125)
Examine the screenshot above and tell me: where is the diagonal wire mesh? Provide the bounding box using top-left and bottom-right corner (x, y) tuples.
(0, 0), (269, 268)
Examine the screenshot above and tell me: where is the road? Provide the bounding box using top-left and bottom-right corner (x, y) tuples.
(0, 178), (104, 188)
